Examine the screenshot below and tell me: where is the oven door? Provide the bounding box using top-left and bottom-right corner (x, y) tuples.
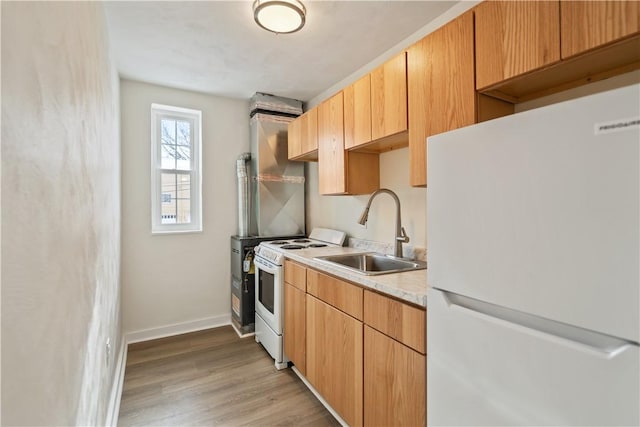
(254, 255), (283, 334)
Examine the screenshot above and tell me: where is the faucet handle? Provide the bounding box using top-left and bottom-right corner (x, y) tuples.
(397, 227), (410, 243)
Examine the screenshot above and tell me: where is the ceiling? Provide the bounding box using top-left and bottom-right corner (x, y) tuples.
(104, 1), (458, 102)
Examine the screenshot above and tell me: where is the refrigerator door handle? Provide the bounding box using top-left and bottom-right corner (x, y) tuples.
(436, 288), (637, 359)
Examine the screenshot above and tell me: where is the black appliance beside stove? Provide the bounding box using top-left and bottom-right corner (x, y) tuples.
(230, 235), (302, 336)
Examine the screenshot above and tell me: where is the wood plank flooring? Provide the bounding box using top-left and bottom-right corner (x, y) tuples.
(118, 326), (341, 426)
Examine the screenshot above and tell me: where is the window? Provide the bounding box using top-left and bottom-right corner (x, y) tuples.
(151, 104), (202, 233)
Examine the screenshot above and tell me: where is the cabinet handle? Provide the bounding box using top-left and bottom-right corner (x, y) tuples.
(438, 288), (636, 359)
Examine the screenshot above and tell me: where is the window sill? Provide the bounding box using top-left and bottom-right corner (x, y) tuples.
(151, 228), (203, 236)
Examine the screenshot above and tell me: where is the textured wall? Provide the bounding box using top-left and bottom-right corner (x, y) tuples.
(1, 2), (121, 426)
(120, 80), (248, 335)
(306, 147), (427, 252)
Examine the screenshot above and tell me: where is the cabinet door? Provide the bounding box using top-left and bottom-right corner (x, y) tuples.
(301, 107), (318, 155)
(344, 74), (372, 149)
(284, 283), (306, 374)
(318, 93), (346, 194)
(408, 11), (476, 187)
(287, 115), (302, 159)
(561, 0), (640, 59)
(475, 0), (560, 90)
(371, 52), (408, 141)
(364, 326), (425, 427)
(307, 295), (363, 426)
(318, 92), (380, 195)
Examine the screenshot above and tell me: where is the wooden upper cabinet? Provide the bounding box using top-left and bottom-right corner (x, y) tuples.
(561, 0), (640, 59)
(318, 93), (347, 194)
(371, 52), (408, 141)
(318, 91), (380, 195)
(287, 116), (302, 159)
(475, 0), (561, 90)
(288, 108), (318, 161)
(408, 11), (476, 187)
(301, 108), (318, 156)
(344, 74), (372, 149)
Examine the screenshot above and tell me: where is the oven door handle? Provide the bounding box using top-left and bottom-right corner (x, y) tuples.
(254, 255), (278, 273)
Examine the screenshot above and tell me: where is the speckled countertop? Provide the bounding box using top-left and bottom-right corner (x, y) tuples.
(281, 245), (428, 307)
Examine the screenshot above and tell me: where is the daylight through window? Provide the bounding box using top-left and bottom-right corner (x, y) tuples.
(151, 104), (202, 233)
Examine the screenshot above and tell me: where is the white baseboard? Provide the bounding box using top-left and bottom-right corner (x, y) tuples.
(125, 314), (231, 344)
(105, 336), (127, 427)
(291, 366), (348, 427)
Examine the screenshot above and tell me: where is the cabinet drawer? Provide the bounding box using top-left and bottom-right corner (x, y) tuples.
(284, 259), (306, 291)
(364, 290), (426, 354)
(307, 269), (363, 320)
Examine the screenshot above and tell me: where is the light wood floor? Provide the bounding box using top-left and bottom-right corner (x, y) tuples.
(118, 326), (341, 426)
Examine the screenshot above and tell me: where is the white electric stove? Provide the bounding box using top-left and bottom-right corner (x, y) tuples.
(255, 228), (347, 266)
(253, 228), (346, 369)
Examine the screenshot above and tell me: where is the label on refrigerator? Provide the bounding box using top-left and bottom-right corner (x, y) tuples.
(594, 116), (640, 135)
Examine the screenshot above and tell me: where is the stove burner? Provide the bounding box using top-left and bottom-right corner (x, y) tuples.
(293, 239), (311, 243)
(269, 241), (290, 245)
(281, 244), (304, 250)
(308, 243), (327, 248)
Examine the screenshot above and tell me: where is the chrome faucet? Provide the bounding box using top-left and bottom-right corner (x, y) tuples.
(357, 188), (410, 258)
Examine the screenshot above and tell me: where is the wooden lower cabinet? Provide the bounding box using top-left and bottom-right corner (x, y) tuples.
(284, 283), (306, 374)
(306, 294), (363, 426)
(289, 266), (426, 427)
(364, 326), (426, 427)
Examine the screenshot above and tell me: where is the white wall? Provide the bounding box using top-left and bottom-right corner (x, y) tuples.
(120, 80), (248, 337)
(1, 2), (121, 425)
(306, 148), (426, 251)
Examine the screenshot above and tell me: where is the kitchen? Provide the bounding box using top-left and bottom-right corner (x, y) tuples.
(2, 1), (639, 426)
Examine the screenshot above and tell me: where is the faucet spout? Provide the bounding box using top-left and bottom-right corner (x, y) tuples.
(357, 188), (410, 258)
(357, 206), (370, 225)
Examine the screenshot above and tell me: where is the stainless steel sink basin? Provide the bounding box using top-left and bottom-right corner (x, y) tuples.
(314, 252), (426, 276)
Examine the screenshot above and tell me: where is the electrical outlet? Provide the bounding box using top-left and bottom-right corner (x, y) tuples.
(106, 338), (111, 367)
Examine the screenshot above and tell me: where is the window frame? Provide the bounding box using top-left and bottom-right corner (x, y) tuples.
(150, 103), (202, 234)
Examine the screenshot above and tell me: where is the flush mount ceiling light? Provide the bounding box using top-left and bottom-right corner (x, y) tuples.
(253, 0), (306, 34)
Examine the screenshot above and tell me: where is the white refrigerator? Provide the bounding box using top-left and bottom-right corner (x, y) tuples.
(426, 84), (639, 426)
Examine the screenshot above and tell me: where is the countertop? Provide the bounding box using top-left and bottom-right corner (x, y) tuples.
(281, 245), (428, 307)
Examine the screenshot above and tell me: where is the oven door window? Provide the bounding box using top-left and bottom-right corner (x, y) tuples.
(258, 269), (275, 314)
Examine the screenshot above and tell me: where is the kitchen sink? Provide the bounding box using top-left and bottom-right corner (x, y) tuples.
(314, 252), (426, 276)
